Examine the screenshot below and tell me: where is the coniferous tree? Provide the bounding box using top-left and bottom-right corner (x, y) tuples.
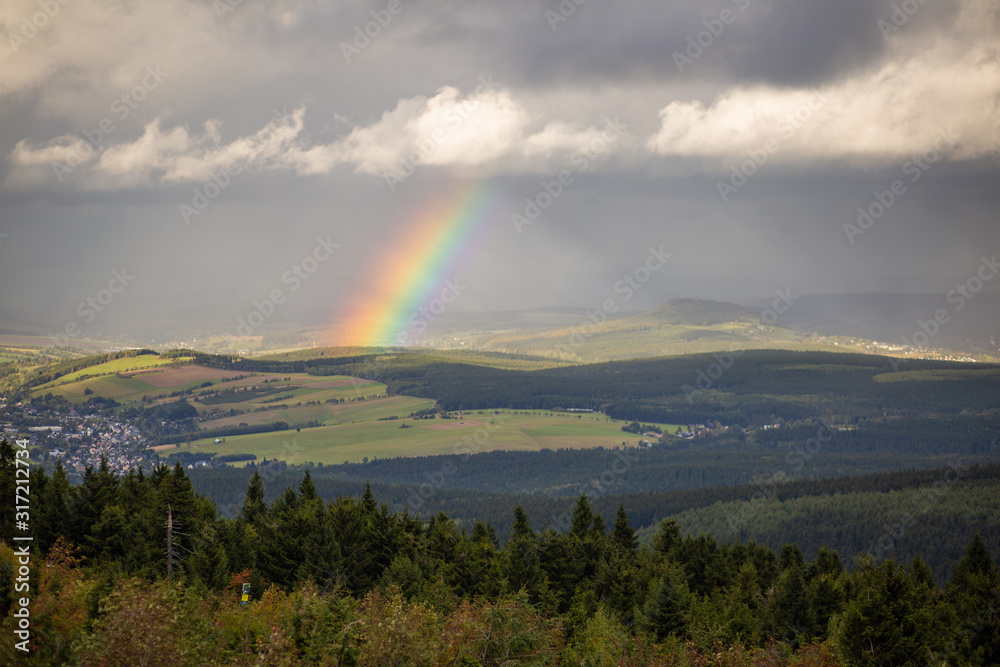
(835, 560), (937, 666)
(466, 520), (503, 598)
(651, 519), (680, 556)
(768, 564), (812, 646)
(643, 568), (689, 641)
(298, 469), (318, 502)
(947, 534), (1000, 665)
(504, 505), (548, 605)
(240, 470), (266, 526)
(0, 439), (23, 544)
(36, 461), (72, 551)
(299, 498), (343, 592)
(258, 486), (304, 588)
(611, 504), (637, 556)
(568, 495), (593, 537)
(75, 458), (120, 559)
(186, 523), (231, 589)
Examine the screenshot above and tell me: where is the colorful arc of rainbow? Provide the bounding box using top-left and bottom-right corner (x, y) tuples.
(338, 181), (498, 347)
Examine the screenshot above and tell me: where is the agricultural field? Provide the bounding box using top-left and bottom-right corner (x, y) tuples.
(32, 355), (191, 393)
(446, 320), (862, 362)
(198, 394), (433, 429)
(155, 410), (678, 465)
(0, 347), (39, 363)
(0, 336), (94, 365)
(28, 354), (389, 412)
(258, 345), (573, 371)
(872, 368), (1000, 383)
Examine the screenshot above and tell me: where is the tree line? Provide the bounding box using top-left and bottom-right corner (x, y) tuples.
(1, 440), (997, 665)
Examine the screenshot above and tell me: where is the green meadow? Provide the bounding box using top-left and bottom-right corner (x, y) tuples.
(156, 410), (676, 465)
(29, 353), (390, 412)
(198, 395), (435, 429)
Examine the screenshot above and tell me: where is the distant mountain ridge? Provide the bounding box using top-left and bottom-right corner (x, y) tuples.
(2, 294), (996, 361)
(636, 298), (759, 326)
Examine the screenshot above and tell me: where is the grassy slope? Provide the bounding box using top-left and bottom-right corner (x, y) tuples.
(156, 410), (669, 464)
(32, 355), (189, 392)
(257, 346), (572, 371)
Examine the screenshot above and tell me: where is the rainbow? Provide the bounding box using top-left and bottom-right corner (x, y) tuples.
(335, 180), (500, 347)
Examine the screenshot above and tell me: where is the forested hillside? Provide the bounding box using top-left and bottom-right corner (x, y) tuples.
(197, 349), (1000, 425)
(1, 441), (997, 665)
(185, 460), (1000, 583)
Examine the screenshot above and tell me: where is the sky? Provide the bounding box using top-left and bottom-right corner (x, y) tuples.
(0, 0), (998, 345)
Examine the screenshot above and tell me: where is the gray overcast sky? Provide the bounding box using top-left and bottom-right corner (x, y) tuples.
(1, 0), (998, 342)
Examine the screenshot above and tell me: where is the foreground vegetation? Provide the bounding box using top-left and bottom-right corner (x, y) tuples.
(1, 442), (997, 665)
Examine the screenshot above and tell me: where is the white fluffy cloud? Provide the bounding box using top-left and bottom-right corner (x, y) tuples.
(6, 86), (628, 189)
(647, 2), (1000, 163)
(290, 84), (533, 177)
(8, 108), (307, 189)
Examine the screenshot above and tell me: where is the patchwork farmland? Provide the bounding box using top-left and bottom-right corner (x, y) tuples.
(29, 353), (672, 466)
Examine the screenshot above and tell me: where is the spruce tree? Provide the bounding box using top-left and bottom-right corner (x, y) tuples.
(651, 519), (680, 555)
(611, 504), (637, 555)
(241, 470), (266, 526)
(644, 569), (688, 640)
(947, 534), (1000, 665)
(569, 495), (593, 537)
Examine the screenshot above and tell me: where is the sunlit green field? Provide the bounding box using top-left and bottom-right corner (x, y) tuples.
(198, 395), (435, 429)
(872, 368), (1000, 383)
(447, 319), (866, 362)
(32, 355), (190, 393)
(156, 410), (677, 465)
(29, 354), (389, 411)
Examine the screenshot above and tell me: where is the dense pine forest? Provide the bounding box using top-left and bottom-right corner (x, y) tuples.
(2, 441), (998, 665)
(184, 459), (1000, 584)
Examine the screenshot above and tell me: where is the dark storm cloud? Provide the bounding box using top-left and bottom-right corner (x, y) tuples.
(387, 0), (961, 88)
